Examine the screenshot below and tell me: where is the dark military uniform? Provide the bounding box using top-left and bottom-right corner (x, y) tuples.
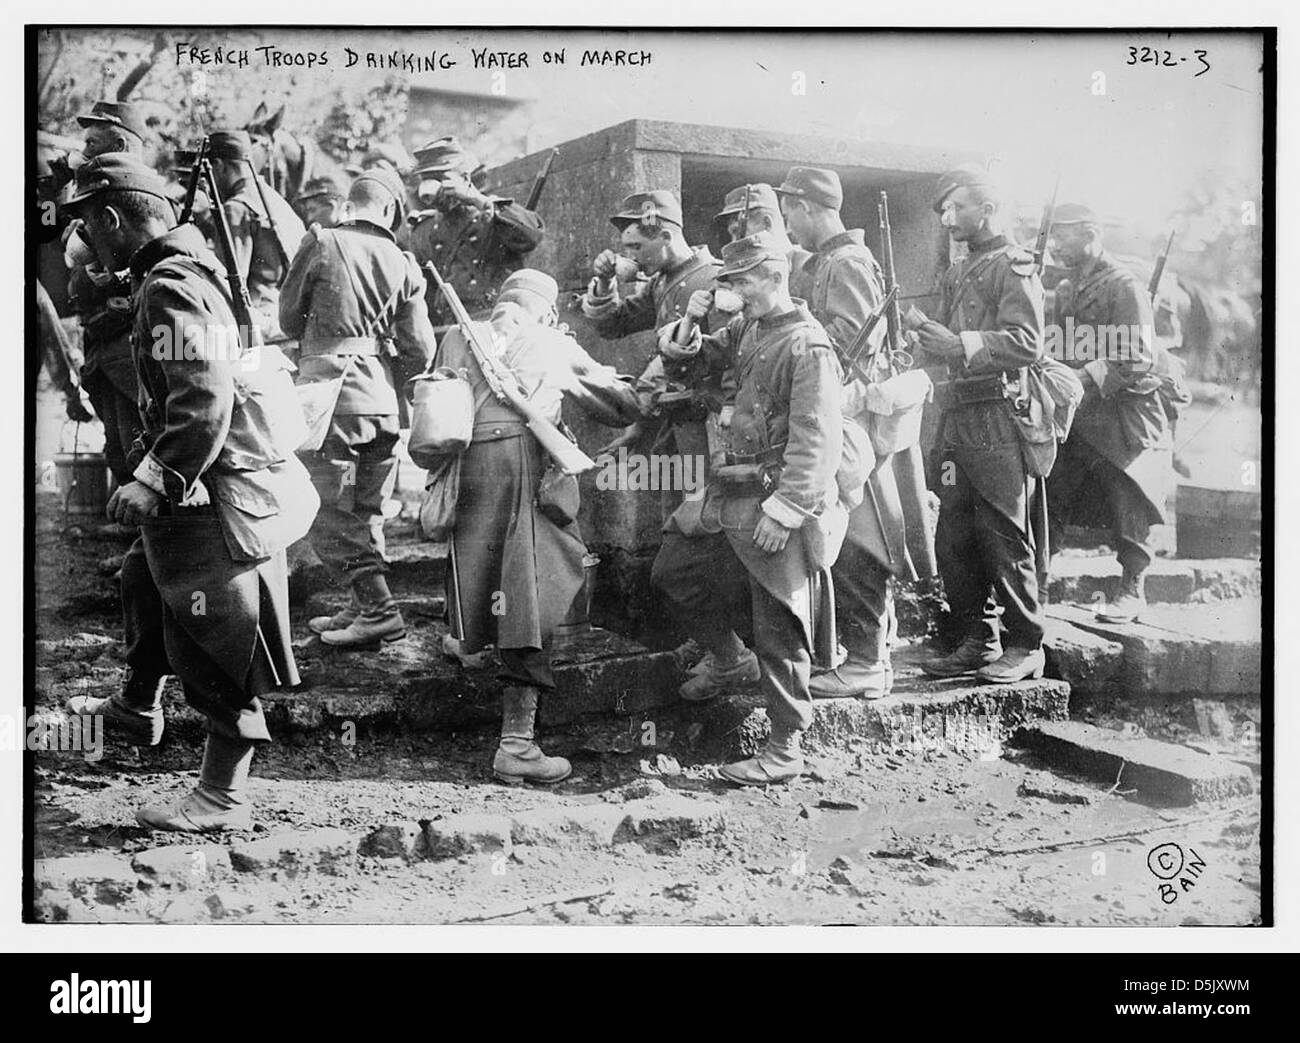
(652, 236), (844, 740)
(208, 131), (306, 339)
(933, 233), (1048, 654)
(408, 198), (544, 326)
(122, 220), (318, 741)
(1047, 249), (1189, 575)
(279, 212), (436, 585)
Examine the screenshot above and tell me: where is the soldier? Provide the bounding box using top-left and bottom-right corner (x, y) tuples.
(63, 101), (150, 484)
(713, 182), (811, 275)
(1046, 203), (1190, 624)
(912, 165), (1050, 684)
(205, 129), (306, 336)
(406, 135), (544, 327)
(776, 165), (906, 700)
(279, 166), (437, 648)
(434, 270), (643, 784)
(582, 190), (726, 481)
(63, 155), (318, 830)
(651, 232), (845, 784)
(295, 175), (347, 229)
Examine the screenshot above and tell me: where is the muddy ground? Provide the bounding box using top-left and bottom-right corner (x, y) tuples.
(26, 487), (1262, 927)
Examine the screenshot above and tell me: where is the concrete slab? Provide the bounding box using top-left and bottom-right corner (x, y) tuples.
(1013, 720), (1254, 805)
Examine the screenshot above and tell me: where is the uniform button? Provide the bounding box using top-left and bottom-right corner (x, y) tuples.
(469, 279), (478, 287)
(493, 428), (502, 435)
(434, 243), (444, 251)
(468, 235), (479, 244)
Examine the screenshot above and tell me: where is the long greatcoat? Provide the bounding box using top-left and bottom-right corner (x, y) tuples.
(436, 323), (642, 653)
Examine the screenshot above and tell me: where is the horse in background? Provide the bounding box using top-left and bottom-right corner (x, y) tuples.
(245, 102), (316, 205)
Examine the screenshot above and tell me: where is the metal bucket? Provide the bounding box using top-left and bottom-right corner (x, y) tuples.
(53, 422), (110, 518)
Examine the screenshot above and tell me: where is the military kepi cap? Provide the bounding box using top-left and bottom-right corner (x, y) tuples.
(715, 183), (781, 220)
(933, 163), (996, 212)
(610, 190), (682, 230)
(412, 136), (477, 177)
(1051, 202), (1101, 226)
(63, 153), (173, 210)
(774, 167), (843, 210)
(77, 100), (147, 142)
(497, 269), (559, 308)
(208, 130), (254, 163)
(718, 231), (789, 278)
(352, 166), (408, 217)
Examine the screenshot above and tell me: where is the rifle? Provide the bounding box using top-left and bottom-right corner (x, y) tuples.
(424, 262), (595, 475)
(196, 152), (263, 352)
(524, 148), (558, 212)
(840, 285), (898, 385)
(177, 137), (209, 227)
(739, 182), (752, 239)
(1032, 174), (1060, 275)
(246, 159), (291, 272)
(1149, 229), (1176, 301)
(876, 191), (907, 370)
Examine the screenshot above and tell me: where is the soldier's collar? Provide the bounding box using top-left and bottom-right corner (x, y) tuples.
(968, 232), (1009, 256)
(756, 303), (805, 330)
(814, 229), (863, 254)
(129, 223), (210, 281)
(341, 218), (397, 242)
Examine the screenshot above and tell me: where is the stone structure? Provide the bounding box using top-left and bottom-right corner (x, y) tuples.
(481, 119), (979, 639)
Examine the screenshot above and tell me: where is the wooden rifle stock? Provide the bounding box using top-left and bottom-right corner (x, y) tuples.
(199, 157), (262, 352)
(524, 148), (558, 212)
(424, 263), (595, 475)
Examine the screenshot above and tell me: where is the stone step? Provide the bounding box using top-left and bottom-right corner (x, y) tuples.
(688, 642), (1071, 763)
(1013, 720), (1255, 805)
(1046, 600), (1262, 698)
(1045, 553), (1261, 606)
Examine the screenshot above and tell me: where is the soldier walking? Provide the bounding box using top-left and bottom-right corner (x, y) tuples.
(1046, 203), (1190, 624)
(279, 166), (437, 648)
(65, 155), (318, 830)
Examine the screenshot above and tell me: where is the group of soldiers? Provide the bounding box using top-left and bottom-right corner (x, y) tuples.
(38, 96), (1189, 824)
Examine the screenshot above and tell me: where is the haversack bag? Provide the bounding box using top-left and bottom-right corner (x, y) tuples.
(407, 366), (475, 468)
(419, 454), (462, 542)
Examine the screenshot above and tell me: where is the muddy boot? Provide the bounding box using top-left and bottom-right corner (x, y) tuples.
(679, 640), (760, 702)
(321, 572), (406, 648)
(809, 657), (893, 699)
(921, 635), (1003, 678)
(974, 646), (1046, 684)
(309, 589), (361, 636)
(67, 669), (166, 746)
(136, 732), (255, 832)
(492, 685), (571, 786)
(719, 728), (804, 786)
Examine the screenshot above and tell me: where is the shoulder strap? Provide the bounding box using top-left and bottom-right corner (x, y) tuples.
(327, 229), (409, 339)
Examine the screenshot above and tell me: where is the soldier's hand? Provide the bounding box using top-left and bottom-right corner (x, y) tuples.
(914, 323), (964, 361)
(685, 289), (715, 321)
(753, 514), (793, 554)
(106, 481), (162, 527)
(64, 389), (95, 424)
(593, 249), (620, 280)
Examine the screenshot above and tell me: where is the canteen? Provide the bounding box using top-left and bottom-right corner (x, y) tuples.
(407, 367), (474, 468)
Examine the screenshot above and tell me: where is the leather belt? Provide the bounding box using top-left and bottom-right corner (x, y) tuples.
(949, 376), (1009, 405)
(299, 336), (381, 357)
(723, 443), (786, 467)
(471, 418), (527, 443)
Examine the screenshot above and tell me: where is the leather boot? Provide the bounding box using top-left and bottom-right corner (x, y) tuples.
(492, 685), (572, 785)
(1096, 568), (1147, 624)
(309, 589), (361, 636)
(679, 647), (760, 702)
(921, 635), (1003, 678)
(136, 732), (255, 832)
(809, 657), (893, 699)
(719, 728), (804, 786)
(975, 646), (1046, 684)
(67, 669), (166, 746)
(321, 572), (406, 648)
